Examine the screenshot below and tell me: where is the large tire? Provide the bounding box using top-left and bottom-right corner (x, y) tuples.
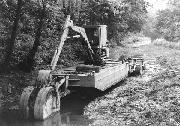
(19, 86), (34, 119)
(34, 87), (60, 120)
(142, 64), (146, 70)
(134, 65), (143, 75)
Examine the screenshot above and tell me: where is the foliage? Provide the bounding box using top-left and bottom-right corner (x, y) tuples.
(155, 1), (180, 42)
(0, 0), (148, 71)
(121, 32), (144, 44)
(142, 15), (160, 40)
(84, 44), (180, 126)
(80, 0), (148, 44)
(153, 38), (180, 50)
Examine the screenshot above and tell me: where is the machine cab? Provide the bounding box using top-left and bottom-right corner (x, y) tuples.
(83, 25), (109, 58)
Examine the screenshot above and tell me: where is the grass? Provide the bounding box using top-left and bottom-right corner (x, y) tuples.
(153, 38), (180, 50)
(84, 44), (180, 126)
(1, 41), (180, 126)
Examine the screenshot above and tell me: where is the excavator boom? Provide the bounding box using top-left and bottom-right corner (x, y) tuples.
(19, 15), (145, 121)
(50, 15), (94, 71)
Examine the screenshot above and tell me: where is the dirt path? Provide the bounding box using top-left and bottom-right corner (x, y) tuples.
(84, 44), (180, 126)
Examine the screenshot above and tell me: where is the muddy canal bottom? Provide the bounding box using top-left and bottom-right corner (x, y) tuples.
(0, 92), (94, 126)
(0, 57), (164, 126)
(1, 45), (179, 126)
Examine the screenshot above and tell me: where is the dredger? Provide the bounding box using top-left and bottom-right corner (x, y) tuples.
(19, 15), (145, 120)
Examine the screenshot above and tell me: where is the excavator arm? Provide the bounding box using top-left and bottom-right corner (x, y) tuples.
(71, 26), (95, 62)
(50, 15), (95, 71)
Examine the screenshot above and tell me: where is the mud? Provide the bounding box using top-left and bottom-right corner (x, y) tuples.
(0, 92), (93, 126)
(1, 44), (180, 126)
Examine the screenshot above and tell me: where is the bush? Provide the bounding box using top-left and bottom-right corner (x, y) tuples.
(121, 32), (144, 45)
(153, 38), (180, 50)
(35, 37), (88, 68)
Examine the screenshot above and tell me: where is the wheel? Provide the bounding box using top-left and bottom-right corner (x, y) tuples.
(34, 87), (60, 120)
(134, 65), (143, 75)
(19, 86), (34, 119)
(142, 64), (146, 70)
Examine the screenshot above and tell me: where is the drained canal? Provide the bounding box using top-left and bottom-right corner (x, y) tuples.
(1, 44), (180, 126)
(0, 79), (126, 126)
(0, 91), (94, 126)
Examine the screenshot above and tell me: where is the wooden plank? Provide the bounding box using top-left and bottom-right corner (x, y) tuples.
(76, 65), (101, 73)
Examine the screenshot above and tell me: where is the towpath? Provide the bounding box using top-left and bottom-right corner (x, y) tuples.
(85, 42), (180, 126)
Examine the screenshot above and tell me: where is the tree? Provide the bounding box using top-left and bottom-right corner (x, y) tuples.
(142, 15), (159, 40)
(18, 0), (46, 72)
(79, 0), (148, 44)
(155, 3), (180, 42)
(168, 0), (180, 8)
(18, 0), (65, 72)
(0, 0), (149, 72)
(1, 0), (24, 71)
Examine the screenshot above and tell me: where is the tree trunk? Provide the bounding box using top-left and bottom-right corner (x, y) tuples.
(18, 4), (46, 72)
(2, 0), (23, 70)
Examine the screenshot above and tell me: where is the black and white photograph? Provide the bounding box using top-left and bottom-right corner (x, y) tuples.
(0, 0), (180, 126)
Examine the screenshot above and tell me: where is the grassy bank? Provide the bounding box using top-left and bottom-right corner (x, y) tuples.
(84, 44), (180, 126)
(153, 38), (180, 50)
